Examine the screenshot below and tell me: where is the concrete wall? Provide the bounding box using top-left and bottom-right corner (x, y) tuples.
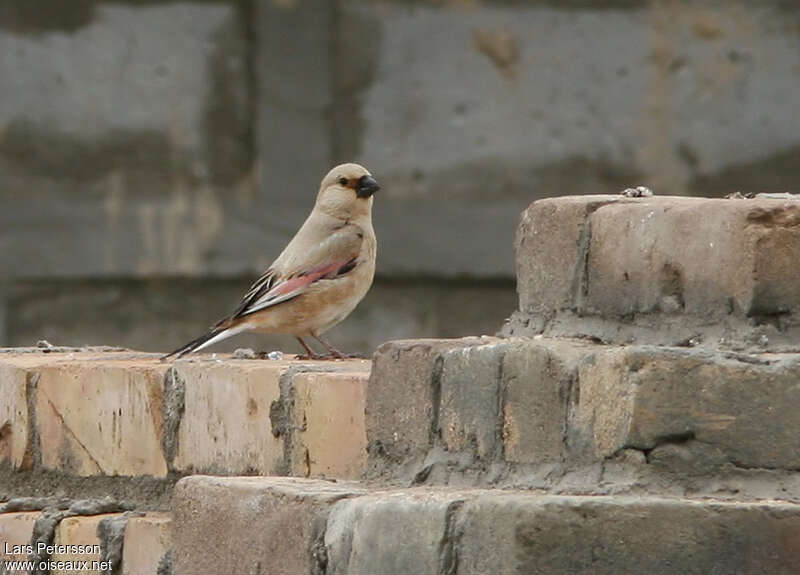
(1, 0), (799, 353)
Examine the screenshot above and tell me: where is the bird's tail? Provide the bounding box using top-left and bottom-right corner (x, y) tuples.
(161, 323), (248, 361)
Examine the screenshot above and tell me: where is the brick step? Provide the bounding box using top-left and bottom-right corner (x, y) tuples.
(510, 195), (800, 348)
(367, 337), (800, 487)
(0, 504), (170, 575)
(172, 476), (800, 575)
(0, 349), (369, 482)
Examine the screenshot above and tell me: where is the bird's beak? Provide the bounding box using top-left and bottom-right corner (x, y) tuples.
(356, 175), (381, 198)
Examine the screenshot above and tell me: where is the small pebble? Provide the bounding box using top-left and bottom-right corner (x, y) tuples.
(621, 186), (654, 198)
(232, 348), (257, 360)
(267, 351), (284, 361)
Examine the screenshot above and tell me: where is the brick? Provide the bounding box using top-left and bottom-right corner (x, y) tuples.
(501, 339), (593, 464)
(325, 489), (471, 575)
(0, 363), (29, 468)
(439, 341), (506, 459)
(585, 197), (800, 318)
(457, 494), (800, 575)
(366, 338), (486, 466)
(36, 361), (169, 477)
(0, 511), (39, 563)
(52, 514), (117, 574)
(121, 513), (171, 575)
(515, 196), (625, 315)
(290, 370), (369, 479)
(172, 476), (364, 575)
(171, 361), (284, 475)
(575, 347), (800, 468)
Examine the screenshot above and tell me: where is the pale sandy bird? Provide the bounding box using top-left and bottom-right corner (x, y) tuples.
(163, 163), (380, 360)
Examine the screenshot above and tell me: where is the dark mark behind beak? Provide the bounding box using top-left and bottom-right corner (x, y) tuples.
(356, 175), (380, 198)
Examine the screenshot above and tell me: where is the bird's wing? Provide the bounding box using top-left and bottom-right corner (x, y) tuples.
(229, 223), (364, 319)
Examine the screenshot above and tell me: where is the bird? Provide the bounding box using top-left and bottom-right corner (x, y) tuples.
(163, 163), (380, 360)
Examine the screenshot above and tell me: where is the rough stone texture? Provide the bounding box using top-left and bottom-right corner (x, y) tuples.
(52, 514), (116, 574)
(457, 494), (800, 575)
(171, 361), (285, 475)
(121, 513), (172, 575)
(290, 371), (369, 479)
(439, 342), (506, 460)
(3, 278), (516, 358)
(172, 476), (364, 575)
(325, 489), (470, 575)
(501, 339), (592, 464)
(510, 195), (800, 347)
(586, 197), (800, 318)
(515, 196), (626, 315)
(576, 347), (800, 469)
(0, 511), (39, 564)
(368, 337), (600, 472)
(35, 360), (169, 477)
(366, 338), (488, 467)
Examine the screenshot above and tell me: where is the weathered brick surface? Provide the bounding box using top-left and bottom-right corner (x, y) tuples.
(0, 511), (39, 564)
(0, 351), (373, 479)
(516, 196), (800, 323)
(457, 494), (800, 575)
(325, 489), (471, 575)
(290, 371), (369, 479)
(576, 347), (800, 469)
(516, 196), (625, 315)
(171, 361), (284, 475)
(36, 361), (169, 477)
(52, 514), (116, 574)
(586, 198), (800, 318)
(121, 513), (171, 575)
(0, 363), (30, 469)
(172, 476), (364, 575)
(171, 484), (800, 575)
(366, 339), (486, 465)
(439, 342), (506, 460)
(368, 337), (599, 469)
(501, 339), (592, 464)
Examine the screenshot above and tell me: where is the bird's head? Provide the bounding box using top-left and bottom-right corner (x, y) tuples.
(316, 163), (380, 220)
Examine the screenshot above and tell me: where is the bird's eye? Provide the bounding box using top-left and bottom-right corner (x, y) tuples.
(338, 177), (348, 186)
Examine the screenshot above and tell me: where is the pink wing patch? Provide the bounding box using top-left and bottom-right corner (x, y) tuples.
(240, 259), (353, 316)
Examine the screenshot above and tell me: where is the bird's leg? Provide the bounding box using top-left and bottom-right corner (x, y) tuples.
(312, 333), (360, 359)
(296, 337), (323, 360)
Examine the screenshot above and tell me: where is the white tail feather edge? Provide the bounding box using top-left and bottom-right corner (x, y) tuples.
(191, 323), (250, 353)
